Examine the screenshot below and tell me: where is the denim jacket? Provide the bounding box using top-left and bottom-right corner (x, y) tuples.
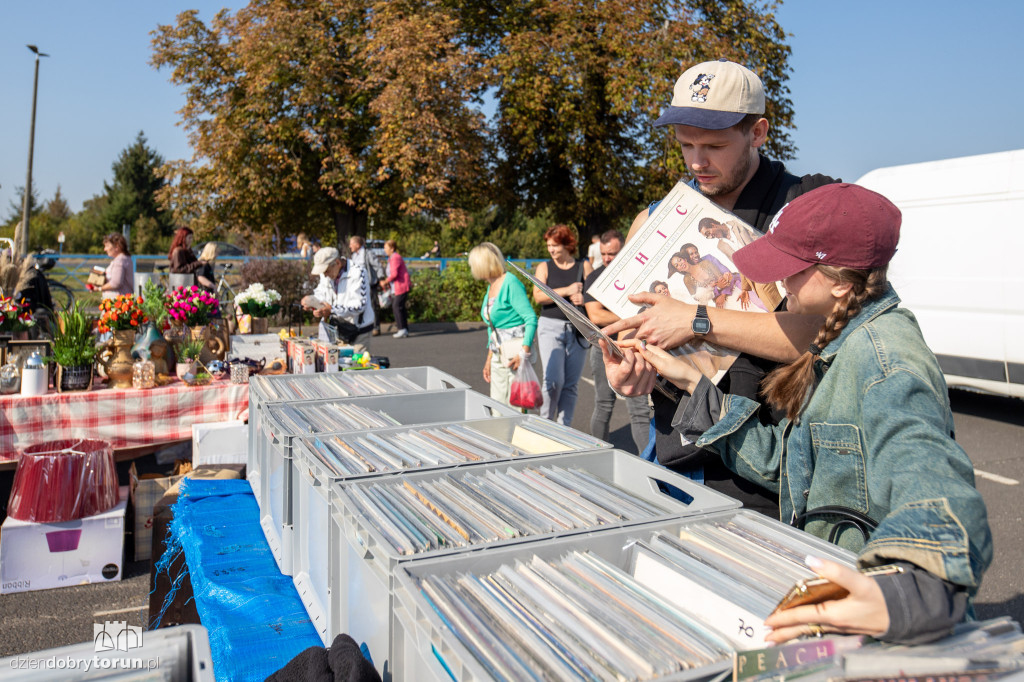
(696, 285), (992, 593)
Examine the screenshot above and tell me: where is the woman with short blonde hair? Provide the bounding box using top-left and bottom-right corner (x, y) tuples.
(470, 242), (537, 406)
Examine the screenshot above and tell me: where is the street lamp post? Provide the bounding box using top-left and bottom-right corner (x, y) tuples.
(19, 44), (49, 258)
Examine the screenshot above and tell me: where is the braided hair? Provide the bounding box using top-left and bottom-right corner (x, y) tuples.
(761, 265), (889, 421)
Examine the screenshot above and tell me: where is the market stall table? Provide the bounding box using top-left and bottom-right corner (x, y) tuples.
(0, 378), (249, 469)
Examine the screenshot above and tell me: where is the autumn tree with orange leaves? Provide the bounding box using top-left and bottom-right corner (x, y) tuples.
(151, 0), (794, 250)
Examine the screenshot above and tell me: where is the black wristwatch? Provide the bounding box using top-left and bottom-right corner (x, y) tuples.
(691, 304), (711, 336)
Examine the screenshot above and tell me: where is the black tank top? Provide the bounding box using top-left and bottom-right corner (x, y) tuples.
(540, 258), (585, 320)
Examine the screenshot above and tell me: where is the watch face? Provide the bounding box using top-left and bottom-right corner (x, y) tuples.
(692, 317), (711, 335)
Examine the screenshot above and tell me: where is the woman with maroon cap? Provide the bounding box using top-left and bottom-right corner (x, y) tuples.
(617, 184), (992, 645)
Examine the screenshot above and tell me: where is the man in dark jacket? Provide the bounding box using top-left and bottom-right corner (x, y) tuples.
(603, 59), (837, 515)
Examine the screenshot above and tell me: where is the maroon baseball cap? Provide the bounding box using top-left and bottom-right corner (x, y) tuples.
(732, 183), (901, 284)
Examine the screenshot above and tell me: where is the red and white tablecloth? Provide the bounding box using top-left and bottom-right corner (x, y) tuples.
(0, 378), (249, 462)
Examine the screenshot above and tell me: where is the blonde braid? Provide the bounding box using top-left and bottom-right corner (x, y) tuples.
(761, 266), (888, 421)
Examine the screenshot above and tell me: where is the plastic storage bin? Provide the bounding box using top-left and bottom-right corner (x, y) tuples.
(326, 450), (742, 665)
(290, 416), (612, 643)
(0, 623), (214, 681)
(247, 366), (468, 477)
(256, 389), (517, 575)
(390, 510), (857, 682)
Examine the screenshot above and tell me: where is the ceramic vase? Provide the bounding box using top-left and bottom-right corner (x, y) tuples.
(132, 322), (169, 375)
(99, 329), (136, 389)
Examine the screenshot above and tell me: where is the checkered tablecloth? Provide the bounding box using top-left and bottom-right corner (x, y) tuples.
(0, 379), (249, 462)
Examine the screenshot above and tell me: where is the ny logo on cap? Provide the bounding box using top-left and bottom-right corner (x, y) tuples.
(768, 203), (787, 234)
(815, 251), (827, 260)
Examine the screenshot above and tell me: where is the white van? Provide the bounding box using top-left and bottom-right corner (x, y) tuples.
(856, 149), (1024, 399)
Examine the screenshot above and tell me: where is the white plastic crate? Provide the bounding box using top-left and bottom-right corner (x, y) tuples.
(290, 415), (611, 644)
(247, 366), (468, 504)
(391, 511), (857, 682)
(0, 624), (214, 681)
(327, 450), (742, 666)
(257, 389), (517, 575)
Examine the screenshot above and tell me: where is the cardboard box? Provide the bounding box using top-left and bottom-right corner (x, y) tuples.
(1, 487), (128, 594)
(313, 340), (340, 373)
(291, 340), (315, 374)
(130, 465), (186, 562)
(192, 420), (247, 468)
(86, 266), (107, 287)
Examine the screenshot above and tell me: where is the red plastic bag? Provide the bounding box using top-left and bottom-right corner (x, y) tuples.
(509, 358), (543, 409)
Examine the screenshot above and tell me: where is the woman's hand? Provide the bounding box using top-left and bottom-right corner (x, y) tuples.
(506, 348), (528, 371)
(764, 556), (890, 644)
(599, 338), (657, 396)
(312, 304), (331, 319)
(483, 352), (492, 383)
(623, 339), (703, 395)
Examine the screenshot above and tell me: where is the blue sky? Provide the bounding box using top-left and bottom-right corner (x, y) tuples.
(3, 1), (1023, 217)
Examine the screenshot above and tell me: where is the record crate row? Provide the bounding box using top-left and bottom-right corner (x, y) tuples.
(246, 367), (746, 676)
(391, 509), (859, 682)
(250, 373), (502, 573)
(247, 366), (469, 482)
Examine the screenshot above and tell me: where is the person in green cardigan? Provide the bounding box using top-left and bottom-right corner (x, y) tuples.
(469, 242), (538, 406)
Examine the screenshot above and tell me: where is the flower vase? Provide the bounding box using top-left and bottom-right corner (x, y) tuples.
(98, 329), (136, 389)
(251, 316), (269, 335)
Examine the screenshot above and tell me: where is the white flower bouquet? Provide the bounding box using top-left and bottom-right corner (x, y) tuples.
(233, 283), (282, 318)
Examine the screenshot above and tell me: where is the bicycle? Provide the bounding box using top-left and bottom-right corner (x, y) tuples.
(0, 240), (74, 313)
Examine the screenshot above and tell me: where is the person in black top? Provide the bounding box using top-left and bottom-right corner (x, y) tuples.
(168, 227), (204, 276)
(582, 229), (651, 452)
(601, 59), (837, 517)
(531, 224), (593, 426)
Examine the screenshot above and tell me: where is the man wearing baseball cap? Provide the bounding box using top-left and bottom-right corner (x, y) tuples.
(603, 59), (837, 515)
(304, 246), (376, 353)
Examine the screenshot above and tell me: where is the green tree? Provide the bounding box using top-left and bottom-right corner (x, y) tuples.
(484, 0), (794, 242)
(150, 0), (489, 250)
(152, 0), (795, 249)
(98, 131), (173, 247)
(46, 186), (72, 222)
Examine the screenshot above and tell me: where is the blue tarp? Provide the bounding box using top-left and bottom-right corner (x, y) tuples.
(153, 478), (321, 681)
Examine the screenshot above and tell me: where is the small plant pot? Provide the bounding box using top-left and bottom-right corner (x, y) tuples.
(57, 364), (94, 393)
(177, 359), (210, 386)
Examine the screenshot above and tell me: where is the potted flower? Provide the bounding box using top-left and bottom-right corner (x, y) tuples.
(234, 283), (281, 334)
(50, 302), (98, 392)
(0, 295), (36, 339)
(97, 294), (148, 389)
(174, 337), (210, 386)
(165, 285), (223, 362)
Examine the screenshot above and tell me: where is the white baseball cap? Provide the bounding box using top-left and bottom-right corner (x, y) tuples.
(311, 247), (340, 275)
(654, 59), (765, 130)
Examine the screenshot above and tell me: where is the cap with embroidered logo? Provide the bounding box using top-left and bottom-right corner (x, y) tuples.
(653, 59), (765, 129)
(731, 183), (901, 284)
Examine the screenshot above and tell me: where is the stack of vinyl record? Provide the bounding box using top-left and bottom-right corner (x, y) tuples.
(411, 513), (856, 680)
(302, 418), (605, 476)
(344, 464), (674, 556)
(266, 402), (400, 435)
(252, 371), (425, 401)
